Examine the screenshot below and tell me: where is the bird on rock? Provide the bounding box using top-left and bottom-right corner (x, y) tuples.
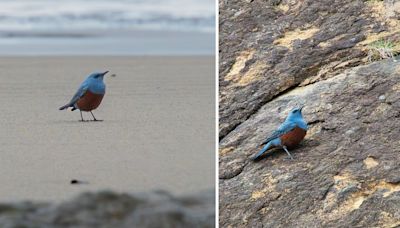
(252, 106), (308, 160)
(59, 71), (108, 121)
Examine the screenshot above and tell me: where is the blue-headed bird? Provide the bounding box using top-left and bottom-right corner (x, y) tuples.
(59, 71), (108, 121)
(252, 107), (308, 160)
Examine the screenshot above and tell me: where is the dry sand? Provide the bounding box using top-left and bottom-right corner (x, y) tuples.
(0, 56), (215, 202)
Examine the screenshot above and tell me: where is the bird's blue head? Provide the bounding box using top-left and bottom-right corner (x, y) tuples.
(287, 106), (304, 121)
(88, 71), (109, 81)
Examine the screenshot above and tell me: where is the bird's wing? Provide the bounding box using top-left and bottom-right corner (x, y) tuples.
(262, 121), (297, 145)
(68, 82), (89, 105)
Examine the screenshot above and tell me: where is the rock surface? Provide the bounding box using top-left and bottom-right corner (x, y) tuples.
(0, 190), (214, 228)
(219, 60), (400, 227)
(219, 0), (400, 138)
(219, 0), (400, 227)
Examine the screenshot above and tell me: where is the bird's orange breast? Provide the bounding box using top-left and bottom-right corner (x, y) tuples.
(280, 127), (306, 148)
(76, 90), (104, 111)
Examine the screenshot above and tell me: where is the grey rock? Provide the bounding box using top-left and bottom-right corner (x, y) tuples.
(219, 0), (398, 139)
(219, 60), (400, 227)
(219, 0), (400, 226)
(0, 190), (215, 228)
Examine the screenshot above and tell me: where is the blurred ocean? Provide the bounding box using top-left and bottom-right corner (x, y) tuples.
(0, 0), (215, 55)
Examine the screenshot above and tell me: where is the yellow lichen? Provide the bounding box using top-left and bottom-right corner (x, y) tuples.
(237, 61), (267, 86)
(317, 172), (363, 221)
(393, 82), (400, 91)
(318, 193), (364, 221)
(305, 125), (321, 139)
(219, 147), (234, 156)
(351, 195), (366, 210)
(225, 50), (255, 81)
(251, 190), (266, 199)
(225, 50), (267, 86)
(274, 27), (319, 49)
(364, 157), (379, 169)
(377, 182), (400, 198)
(367, 0), (386, 18)
(333, 172), (356, 189)
(277, 4), (289, 13)
(365, 0), (400, 26)
(250, 174), (279, 200)
(259, 207), (269, 215)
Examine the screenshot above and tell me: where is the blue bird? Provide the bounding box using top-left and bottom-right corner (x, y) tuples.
(252, 106), (308, 160)
(59, 71), (108, 121)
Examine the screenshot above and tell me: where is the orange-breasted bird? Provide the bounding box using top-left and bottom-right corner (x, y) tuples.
(59, 71), (108, 121)
(252, 107), (308, 160)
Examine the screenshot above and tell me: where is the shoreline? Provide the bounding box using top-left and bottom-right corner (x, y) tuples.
(0, 29), (215, 56)
(0, 28), (215, 38)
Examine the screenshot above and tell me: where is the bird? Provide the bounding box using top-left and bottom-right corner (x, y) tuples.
(59, 71), (108, 121)
(252, 106), (308, 160)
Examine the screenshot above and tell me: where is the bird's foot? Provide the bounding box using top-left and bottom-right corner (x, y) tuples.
(91, 119), (103, 122)
(282, 146), (294, 160)
(284, 155), (294, 160)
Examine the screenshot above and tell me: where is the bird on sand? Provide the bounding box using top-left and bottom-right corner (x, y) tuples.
(59, 71), (108, 121)
(252, 106), (308, 160)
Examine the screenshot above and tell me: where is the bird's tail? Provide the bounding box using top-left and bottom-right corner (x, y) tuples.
(252, 142), (272, 161)
(59, 104), (70, 110)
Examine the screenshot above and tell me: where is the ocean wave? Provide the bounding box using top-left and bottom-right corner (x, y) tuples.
(0, 0), (215, 33)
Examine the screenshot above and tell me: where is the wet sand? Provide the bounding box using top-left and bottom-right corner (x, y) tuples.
(0, 56), (215, 202)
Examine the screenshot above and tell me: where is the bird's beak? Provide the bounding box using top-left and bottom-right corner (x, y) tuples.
(102, 71), (109, 76)
(299, 105), (304, 112)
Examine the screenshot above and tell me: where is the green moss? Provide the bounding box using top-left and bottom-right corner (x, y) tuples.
(367, 39), (399, 62)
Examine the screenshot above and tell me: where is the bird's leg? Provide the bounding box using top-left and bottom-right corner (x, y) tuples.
(89, 111), (97, 121)
(79, 111), (85, 122)
(90, 111), (102, 121)
(282, 146), (294, 160)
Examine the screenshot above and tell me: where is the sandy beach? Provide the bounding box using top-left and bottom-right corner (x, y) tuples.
(0, 56), (215, 202)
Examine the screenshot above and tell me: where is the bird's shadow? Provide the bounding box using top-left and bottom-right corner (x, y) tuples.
(252, 140), (318, 161)
(252, 148), (285, 161)
(79, 120), (103, 122)
(51, 120), (105, 124)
